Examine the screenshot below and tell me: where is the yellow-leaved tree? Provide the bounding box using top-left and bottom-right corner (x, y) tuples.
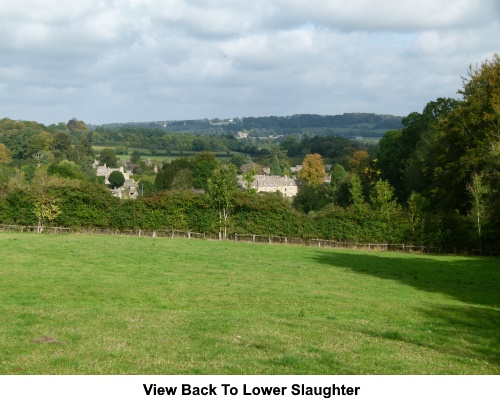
(297, 153), (326, 187)
(0, 142), (12, 163)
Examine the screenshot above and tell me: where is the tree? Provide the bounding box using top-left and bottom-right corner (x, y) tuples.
(376, 129), (403, 193)
(138, 179), (155, 197)
(130, 150), (141, 164)
(432, 55), (500, 212)
(31, 164), (51, 194)
(154, 158), (193, 191)
(262, 147), (290, 176)
(376, 98), (458, 201)
(0, 143), (12, 163)
(51, 132), (73, 160)
(191, 151), (220, 190)
(407, 191), (429, 235)
(293, 183), (334, 213)
(98, 148), (118, 167)
(297, 153), (326, 187)
(207, 164), (238, 240)
(230, 152), (251, 170)
(269, 154), (282, 176)
(171, 169), (194, 190)
(28, 131), (54, 156)
(330, 164), (347, 190)
(48, 160), (84, 180)
(33, 195), (61, 233)
(467, 172), (490, 249)
(370, 179), (399, 222)
(349, 174), (364, 209)
(67, 118), (88, 132)
(74, 138), (95, 162)
(108, 171), (125, 188)
(349, 150), (370, 174)
(115, 145), (128, 156)
(242, 167), (257, 193)
(280, 136), (301, 157)
(349, 149), (378, 196)
(192, 137), (210, 151)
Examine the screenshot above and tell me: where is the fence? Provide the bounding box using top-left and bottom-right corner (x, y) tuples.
(0, 224), (477, 256)
(230, 234), (458, 254)
(471, 249), (500, 257)
(0, 224), (74, 234)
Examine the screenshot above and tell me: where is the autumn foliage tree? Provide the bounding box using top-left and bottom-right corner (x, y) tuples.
(33, 195), (61, 233)
(0, 143), (12, 163)
(297, 153), (326, 187)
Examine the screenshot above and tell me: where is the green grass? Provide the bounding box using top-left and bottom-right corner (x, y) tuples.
(93, 146), (233, 163)
(1, 233), (499, 375)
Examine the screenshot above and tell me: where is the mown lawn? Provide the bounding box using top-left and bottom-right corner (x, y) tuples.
(1, 232), (498, 374)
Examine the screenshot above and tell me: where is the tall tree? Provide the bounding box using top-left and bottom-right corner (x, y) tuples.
(207, 164), (237, 240)
(330, 163), (347, 190)
(297, 153), (326, 187)
(370, 179), (399, 222)
(432, 54), (500, 212)
(130, 150), (141, 164)
(67, 118), (88, 132)
(51, 132), (73, 160)
(376, 98), (459, 201)
(467, 172), (490, 249)
(349, 174), (364, 210)
(191, 151), (220, 190)
(263, 147), (290, 176)
(98, 148), (118, 167)
(407, 191), (429, 236)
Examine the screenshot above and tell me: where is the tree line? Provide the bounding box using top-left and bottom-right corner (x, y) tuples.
(290, 55), (500, 251)
(0, 55), (498, 251)
(95, 113), (403, 137)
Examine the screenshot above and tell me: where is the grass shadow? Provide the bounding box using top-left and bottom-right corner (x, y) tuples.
(313, 251), (500, 371)
(313, 251), (500, 307)
(364, 304), (500, 371)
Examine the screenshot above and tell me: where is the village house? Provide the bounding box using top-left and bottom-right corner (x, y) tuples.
(237, 174), (299, 198)
(93, 160), (139, 199)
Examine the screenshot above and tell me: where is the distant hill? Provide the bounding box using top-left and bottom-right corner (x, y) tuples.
(93, 113), (403, 138)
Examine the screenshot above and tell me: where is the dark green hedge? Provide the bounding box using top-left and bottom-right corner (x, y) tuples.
(0, 183), (495, 249)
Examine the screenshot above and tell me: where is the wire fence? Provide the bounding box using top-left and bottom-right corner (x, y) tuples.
(0, 223), (487, 256)
(471, 249), (500, 257)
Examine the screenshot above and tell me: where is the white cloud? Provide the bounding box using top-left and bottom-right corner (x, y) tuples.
(0, 0), (498, 124)
(269, 0), (499, 31)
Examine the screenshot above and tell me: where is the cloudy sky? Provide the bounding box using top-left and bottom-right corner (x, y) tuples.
(0, 0), (499, 125)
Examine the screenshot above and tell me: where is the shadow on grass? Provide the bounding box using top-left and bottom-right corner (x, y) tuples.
(367, 304), (500, 371)
(313, 252), (500, 371)
(313, 251), (500, 307)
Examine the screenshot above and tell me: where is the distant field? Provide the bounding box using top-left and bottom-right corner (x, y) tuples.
(93, 146), (233, 164)
(1, 233), (498, 375)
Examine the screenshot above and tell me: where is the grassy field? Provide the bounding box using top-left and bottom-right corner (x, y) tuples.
(1, 232), (499, 375)
(93, 146), (233, 164)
